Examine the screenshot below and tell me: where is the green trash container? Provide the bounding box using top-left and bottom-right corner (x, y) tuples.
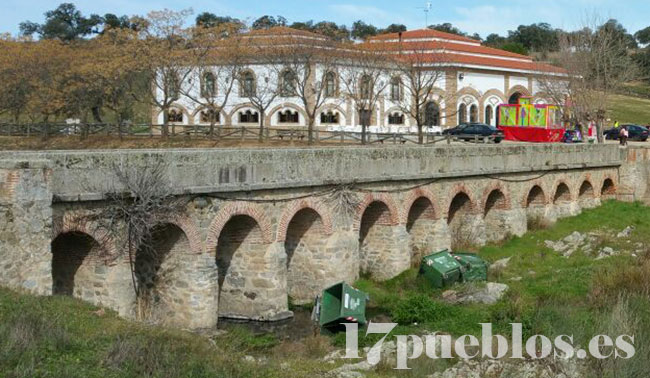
(315, 282), (369, 328)
(419, 250), (463, 288)
(453, 252), (489, 282)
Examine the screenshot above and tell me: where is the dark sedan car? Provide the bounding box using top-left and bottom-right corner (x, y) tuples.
(604, 124), (649, 141)
(443, 123), (504, 143)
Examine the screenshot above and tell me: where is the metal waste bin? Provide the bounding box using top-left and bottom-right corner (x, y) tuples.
(453, 252), (489, 282)
(419, 250), (463, 288)
(313, 282), (369, 329)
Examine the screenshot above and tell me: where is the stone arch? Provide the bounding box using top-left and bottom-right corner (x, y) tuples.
(445, 185), (477, 222)
(456, 87), (483, 102)
(213, 213), (272, 319)
(483, 188), (509, 242)
(404, 191), (438, 265)
(52, 213), (117, 259)
(134, 223), (196, 326)
(525, 185), (547, 207)
(51, 231), (106, 298)
(447, 188), (478, 249)
(601, 177), (617, 199)
(283, 208), (328, 303)
(578, 180), (595, 199)
(479, 89), (507, 110)
(482, 185), (510, 216)
(353, 193), (400, 231)
(158, 214), (203, 255)
(276, 199), (334, 242)
(267, 102), (309, 126)
(206, 202), (273, 251)
(358, 200), (396, 277)
(553, 182), (573, 203)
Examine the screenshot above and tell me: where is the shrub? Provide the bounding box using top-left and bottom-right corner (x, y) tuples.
(390, 294), (456, 324)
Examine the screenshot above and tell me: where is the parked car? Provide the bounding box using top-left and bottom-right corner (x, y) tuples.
(443, 123), (504, 143)
(604, 124), (649, 141)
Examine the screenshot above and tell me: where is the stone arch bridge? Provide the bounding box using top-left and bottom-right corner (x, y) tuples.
(0, 145), (647, 329)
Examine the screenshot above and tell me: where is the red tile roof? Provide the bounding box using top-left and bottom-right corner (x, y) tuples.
(369, 28), (480, 44)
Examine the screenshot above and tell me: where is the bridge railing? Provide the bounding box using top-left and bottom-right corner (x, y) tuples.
(0, 123), (504, 145)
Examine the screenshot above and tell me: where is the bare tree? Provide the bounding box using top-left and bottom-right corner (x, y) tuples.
(537, 16), (638, 143)
(129, 9), (195, 138)
(180, 23), (244, 137)
(391, 43), (452, 143)
(89, 160), (184, 319)
(339, 47), (390, 144)
(274, 40), (341, 144)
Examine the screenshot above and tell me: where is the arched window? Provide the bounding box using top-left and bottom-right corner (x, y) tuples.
(458, 103), (467, 124)
(320, 111), (339, 124)
(509, 92), (522, 105)
(425, 102), (440, 126)
(281, 70), (297, 97)
(324, 72), (337, 97)
(239, 110), (259, 123)
(201, 72), (216, 98)
(200, 109), (220, 124)
(388, 112), (404, 125)
(240, 71), (256, 97)
(167, 108), (183, 123)
(278, 110), (299, 123)
(470, 104), (478, 123)
(360, 75), (372, 100)
(390, 77), (401, 101)
(485, 105), (493, 125)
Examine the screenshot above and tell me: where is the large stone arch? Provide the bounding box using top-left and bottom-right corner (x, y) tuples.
(482, 184), (512, 242)
(601, 176), (617, 199)
(356, 193), (408, 281)
(207, 202), (286, 321)
(552, 179), (578, 218)
(445, 185), (483, 248)
(577, 176), (598, 208)
(51, 231), (107, 301)
(52, 212), (118, 259)
(402, 188), (443, 264)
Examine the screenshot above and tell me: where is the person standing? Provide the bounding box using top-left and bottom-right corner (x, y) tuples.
(614, 120), (620, 129)
(619, 125), (628, 146)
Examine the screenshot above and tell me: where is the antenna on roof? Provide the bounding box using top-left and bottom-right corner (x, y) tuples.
(416, 1), (433, 28)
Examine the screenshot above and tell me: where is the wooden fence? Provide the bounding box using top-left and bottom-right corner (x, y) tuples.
(0, 123), (502, 145)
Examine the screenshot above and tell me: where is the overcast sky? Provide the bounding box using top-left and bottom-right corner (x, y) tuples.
(3, 0), (649, 37)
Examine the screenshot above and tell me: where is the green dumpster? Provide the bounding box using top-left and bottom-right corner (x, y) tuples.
(453, 252), (489, 282)
(315, 282), (369, 328)
(419, 250), (463, 288)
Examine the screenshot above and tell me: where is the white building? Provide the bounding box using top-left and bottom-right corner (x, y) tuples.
(155, 27), (565, 131)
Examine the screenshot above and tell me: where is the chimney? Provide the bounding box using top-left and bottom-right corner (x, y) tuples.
(398, 31), (403, 43)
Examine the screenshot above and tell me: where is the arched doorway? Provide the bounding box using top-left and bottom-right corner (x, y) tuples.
(448, 192), (475, 249)
(578, 181), (595, 208)
(554, 183), (571, 204)
(525, 185), (546, 229)
(424, 102), (440, 126)
(601, 179), (616, 200)
(508, 92), (523, 105)
(284, 208), (327, 304)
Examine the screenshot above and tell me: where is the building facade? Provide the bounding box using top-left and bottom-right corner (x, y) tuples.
(155, 27), (565, 131)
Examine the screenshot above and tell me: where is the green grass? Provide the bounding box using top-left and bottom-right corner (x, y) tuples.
(2, 201), (650, 377)
(608, 94), (650, 125)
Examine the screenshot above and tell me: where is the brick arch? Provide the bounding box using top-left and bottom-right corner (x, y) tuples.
(156, 214), (204, 255)
(276, 199), (334, 242)
(52, 213), (118, 260)
(552, 178), (574, 202)
(576, 173), (596, 198)
(353, 193), (401, 230)
(522, 181), (550, 207)
(205, 202), (273, 253)
(507, 85), (531, 102)
(600, 175), (618, 197)
(481, 183), (512, 212)
(401, 188), (440, 224)
(445, 184), (478, 218)
(479, 89), (506, 110)
(267, 102), (309, 126)
(456, 87), (482, 103)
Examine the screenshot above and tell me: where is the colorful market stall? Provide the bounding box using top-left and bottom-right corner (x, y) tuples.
(497, 97), (564, 143)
